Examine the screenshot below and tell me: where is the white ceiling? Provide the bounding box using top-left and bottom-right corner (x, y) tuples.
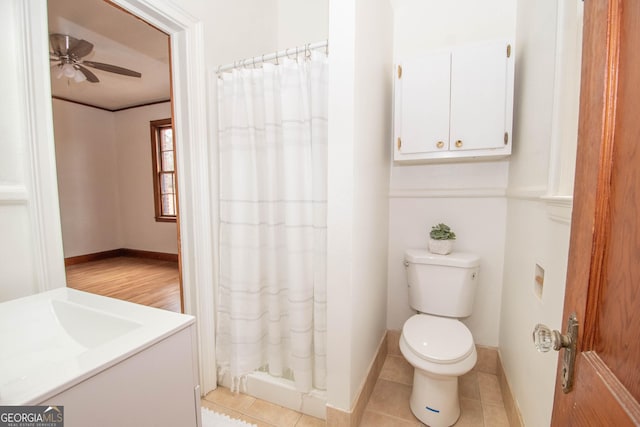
(47, 0), (171, 111)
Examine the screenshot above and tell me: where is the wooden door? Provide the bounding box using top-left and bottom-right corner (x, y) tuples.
(552, 0), (640, 425)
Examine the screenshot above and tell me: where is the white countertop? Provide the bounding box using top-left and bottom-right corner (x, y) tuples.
(0, 288), (195, 404)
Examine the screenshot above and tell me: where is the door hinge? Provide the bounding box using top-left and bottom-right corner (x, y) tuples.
(397, 65), (402, 79)
(507, 44), (512, 58)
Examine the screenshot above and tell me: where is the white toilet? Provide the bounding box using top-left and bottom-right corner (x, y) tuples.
(400, 249), (480, 427)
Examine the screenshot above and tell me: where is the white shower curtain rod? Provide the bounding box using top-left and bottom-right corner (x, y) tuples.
(216, 40), (328, 74)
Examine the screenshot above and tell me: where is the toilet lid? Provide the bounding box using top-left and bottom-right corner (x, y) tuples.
(403, 314), (474, 364)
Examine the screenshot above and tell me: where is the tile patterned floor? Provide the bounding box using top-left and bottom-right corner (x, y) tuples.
(362, 354), (511, 426)
(201, 387), (324, 427)
(202, 353), (511, 426)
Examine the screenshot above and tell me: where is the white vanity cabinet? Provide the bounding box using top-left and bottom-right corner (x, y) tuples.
(394, 40), (514, 162)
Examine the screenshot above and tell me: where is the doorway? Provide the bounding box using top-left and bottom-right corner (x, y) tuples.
(47, 0), (182, 312)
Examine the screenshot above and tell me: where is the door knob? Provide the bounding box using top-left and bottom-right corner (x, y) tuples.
(533, 324), (571, 352)
(532, 313), (579, 393)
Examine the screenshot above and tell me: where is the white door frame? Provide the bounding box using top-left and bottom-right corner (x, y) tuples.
(24, 0), (218, 393)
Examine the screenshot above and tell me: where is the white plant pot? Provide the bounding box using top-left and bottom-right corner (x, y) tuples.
(428, 238), (453, 255)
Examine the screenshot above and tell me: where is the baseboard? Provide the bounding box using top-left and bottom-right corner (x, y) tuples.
(119, 248), (178, 262)
(326, 332), (388, 427)
(498, 352), (525, 427)
(65, 248), (178, 266)
(64, 249), (124, 266)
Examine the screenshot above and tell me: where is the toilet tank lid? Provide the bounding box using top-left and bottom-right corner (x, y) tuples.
(404, 249), (480, 268)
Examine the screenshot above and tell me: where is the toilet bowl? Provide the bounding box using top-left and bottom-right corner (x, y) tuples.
(400, 314), (476, 426)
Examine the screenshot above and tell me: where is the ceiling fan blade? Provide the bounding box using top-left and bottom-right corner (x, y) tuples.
(67, 39), (94, 59)
(49, 34), (93, 58)
(75, 65), (100, 83)
(82, 61), (142, 78)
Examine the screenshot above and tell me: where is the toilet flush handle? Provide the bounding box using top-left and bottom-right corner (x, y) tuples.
(404, 261), (409, 267)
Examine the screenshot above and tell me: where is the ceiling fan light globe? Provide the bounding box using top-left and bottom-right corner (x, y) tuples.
(62, 63), (75, 78)
(73, 70), (87, 83)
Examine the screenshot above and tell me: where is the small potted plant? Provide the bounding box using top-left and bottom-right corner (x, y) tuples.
(429, 223), (456, 255)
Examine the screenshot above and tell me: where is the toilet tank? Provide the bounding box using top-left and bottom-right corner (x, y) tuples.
(404, 249), (480, 317)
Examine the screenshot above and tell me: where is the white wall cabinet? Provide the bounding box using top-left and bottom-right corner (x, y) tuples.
(394, 40), (514, 162)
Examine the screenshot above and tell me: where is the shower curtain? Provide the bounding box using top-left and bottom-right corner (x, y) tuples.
(216, 51), (328, 393)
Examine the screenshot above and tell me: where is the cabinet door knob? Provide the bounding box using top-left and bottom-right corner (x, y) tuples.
(455, 140), (463, 148)
(436, 141), (445, 149)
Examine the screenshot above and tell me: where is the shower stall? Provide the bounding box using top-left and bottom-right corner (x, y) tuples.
(213, 42), (329, 417)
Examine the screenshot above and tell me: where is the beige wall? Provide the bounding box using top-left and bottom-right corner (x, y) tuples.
(115, 103), (177, 254)
(53, 100), (177, 257)
(53, 99), (121, 257)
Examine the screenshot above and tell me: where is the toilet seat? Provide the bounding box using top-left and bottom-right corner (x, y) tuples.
(402, 314), (474, 364)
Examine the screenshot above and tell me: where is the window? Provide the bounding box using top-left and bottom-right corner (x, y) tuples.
(150, 118), (177, 222)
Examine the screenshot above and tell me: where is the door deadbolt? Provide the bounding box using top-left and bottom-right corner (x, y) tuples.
(532, 313), (578, 393)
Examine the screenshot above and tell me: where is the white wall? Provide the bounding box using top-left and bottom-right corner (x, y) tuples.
(177, 0), (279, 68)
(53, 100), (177, 257)
(501, 199), (571, 426)
(499, 1), (582, 426)
(53, 100), (121, 257)
(276, 0), (328, 49)
(115, 102), (177, 254)
(351, 0), (393, 407)
(386, 0), (516, 347)
(326, 0), (393, 411)
(0, 0), (65, 302)
(0, 0), (37, 301)
(175, 0), (328, 68)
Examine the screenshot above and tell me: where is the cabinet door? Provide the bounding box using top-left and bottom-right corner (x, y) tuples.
(397, 51), (451, 154)
(450, 42), (508, 151)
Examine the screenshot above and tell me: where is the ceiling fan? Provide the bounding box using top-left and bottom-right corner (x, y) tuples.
(49, 33), (142, 83)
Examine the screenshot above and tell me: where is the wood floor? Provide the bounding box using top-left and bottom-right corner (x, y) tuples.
(65, 256), (182, 312)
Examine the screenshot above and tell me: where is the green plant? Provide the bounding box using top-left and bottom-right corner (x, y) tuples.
(429, 223), (456, 240)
